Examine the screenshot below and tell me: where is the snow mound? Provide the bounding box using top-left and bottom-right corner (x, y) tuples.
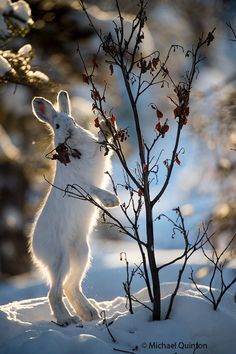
(0, 283), (235, 354)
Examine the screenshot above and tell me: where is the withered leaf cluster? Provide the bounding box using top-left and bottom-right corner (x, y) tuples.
(46, 142), (82, 166)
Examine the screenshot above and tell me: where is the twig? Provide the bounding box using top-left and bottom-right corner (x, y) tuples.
(113, 348), (135, 354)
(130, 294), (153, 312)
(120, 252), (134, 314)
(226, 22), (236, 41)
(156, 209), (214, 319)
(190, 233), (236, 310)
(100, 310), (116, 343)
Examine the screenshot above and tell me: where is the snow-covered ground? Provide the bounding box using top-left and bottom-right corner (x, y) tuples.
(0, 239), (236, 354)
(0, 282), (235, 354)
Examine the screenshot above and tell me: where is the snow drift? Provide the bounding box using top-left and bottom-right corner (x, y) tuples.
(0, 283), (235, 354)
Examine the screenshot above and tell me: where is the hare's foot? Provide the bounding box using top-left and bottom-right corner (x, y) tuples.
(49, 285), (78, 327)
(52, 315), (80, 327)
(72, 295), (100, 322)
(49, 297), (79, 326)
(78, 301), (100, 322)
(65, 287), (100, 322)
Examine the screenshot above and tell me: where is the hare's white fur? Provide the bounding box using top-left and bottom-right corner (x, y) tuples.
(30, 91), (119, 326)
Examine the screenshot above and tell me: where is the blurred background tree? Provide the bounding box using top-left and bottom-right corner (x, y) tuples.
(1, 0), (236, 279)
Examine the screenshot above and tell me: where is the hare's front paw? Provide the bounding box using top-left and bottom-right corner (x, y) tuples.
(102, 194), (120, 208)
(91, 187), (120, 208)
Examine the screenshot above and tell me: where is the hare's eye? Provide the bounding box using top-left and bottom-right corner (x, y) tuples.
(55, 123), (60, 129)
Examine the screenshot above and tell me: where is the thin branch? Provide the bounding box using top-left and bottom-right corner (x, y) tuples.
(113, 348), (135, 354)
(130, 294), (153, 312)
(226, 22), (236, 41)
(100, 310), (116, 343)
(151, 119), (182, 206)
(190, 232), (236, 311)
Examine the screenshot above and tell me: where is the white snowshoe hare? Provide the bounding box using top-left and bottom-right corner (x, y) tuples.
(30, 90), (119, 326)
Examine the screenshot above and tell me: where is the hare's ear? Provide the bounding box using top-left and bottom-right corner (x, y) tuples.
(57, 90), (71, 115)
(32, 97), (57, 124)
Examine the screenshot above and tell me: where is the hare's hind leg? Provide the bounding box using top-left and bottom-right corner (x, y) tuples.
(64, 241), (100, 322)
(48, 253), (79, 326)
